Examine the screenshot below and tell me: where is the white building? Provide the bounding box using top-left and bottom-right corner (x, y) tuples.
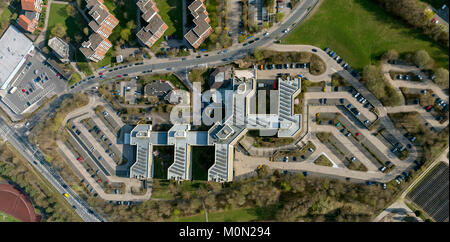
(0, 25), (34, 90)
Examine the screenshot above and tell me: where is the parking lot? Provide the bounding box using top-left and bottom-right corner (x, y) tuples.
(308, 97), (377, 126)
(0, 52), (66, 115)
(256, 63), (310, 80)
(272, 142), (316, 162)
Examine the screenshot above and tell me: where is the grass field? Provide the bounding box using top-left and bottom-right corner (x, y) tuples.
(173, 205), (277, 222)
(0, 211), (21, 222)
(281, 0), (449, 70)
(46, 3), (86, 44)
(103, 0), (137, 44)
(155, 0), (183, 39)
(174, 208), (254, 222)
(314, 154), (333, 167)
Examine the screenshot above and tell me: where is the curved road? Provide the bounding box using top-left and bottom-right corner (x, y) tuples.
(2, 0), (320, 222)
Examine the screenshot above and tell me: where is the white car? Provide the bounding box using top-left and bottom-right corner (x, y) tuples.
(263, 32), (270, 36)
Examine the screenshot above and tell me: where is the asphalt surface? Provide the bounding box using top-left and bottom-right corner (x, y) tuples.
(69, 0), (319, 93)
(0, 115), (105, 222)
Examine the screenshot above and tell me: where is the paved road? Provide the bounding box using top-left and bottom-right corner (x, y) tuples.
(69, 0), (319, 93)
(0, 116), (105, 222)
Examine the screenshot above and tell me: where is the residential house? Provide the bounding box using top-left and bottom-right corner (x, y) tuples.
(79, 33), (112, 62)
(184, 0), (213, 49)
(80, 0), (118, 62)
(86, 0), (119, 38)
(136, 0), (168, 48)
(21, 0), (42, 12)
(18, 11), (39, 33)
(18, 0), (43, 33)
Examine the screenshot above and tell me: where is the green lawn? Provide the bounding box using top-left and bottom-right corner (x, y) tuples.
(46, 3), (86, 44)
(155, 0), (183, 39)
(151, 179), (174, 200)
(0, 6), (12, 23)
(0, 211), (21, 222)
(103, 0), (137, 44)
(281, 0), (449, 70)
(68, 72), (82, 86)
(314, 154), (333, 167)
(173, 206), (277, 222)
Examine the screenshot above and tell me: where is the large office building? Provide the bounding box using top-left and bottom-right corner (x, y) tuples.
(129, 68), (302, 182)
(48, 36), (70, 63)
(136, 0), (168, 48)
(0, 25), (34, 90)
(80, 0), (118, 62)
(184, 0), (213, 49)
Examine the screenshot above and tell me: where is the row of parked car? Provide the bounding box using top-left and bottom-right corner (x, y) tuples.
(259, 63), (310, 70)
(395, 73), (424, 81)
(324, 47), (360, 79)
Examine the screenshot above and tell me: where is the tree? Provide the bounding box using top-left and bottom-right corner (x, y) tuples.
(126, 20), (136, 30)
(414, 210), (422, 217)
(275, 12), (285, 22)
(50, 24), (66, 38)
(238, 34), (246, 43)
(66, 4), (76, 17)
(253, 47), (264, 61)
(382, 49), (399, 60)
(413, 50), (431, 68)
(74, 34), (82, 43)
(432, 68), (449, 88)
(83, 27), (89, 36)
(120, 28), (131, 42)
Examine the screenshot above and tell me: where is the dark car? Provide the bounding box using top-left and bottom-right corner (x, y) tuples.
(312, 48), (317, 52)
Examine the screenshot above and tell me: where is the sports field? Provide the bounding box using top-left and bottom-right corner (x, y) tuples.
(282, 0), (449, 70)
(0, 211), (21, 222)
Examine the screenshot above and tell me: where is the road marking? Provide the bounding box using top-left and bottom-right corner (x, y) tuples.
(331, 68), (337, 72)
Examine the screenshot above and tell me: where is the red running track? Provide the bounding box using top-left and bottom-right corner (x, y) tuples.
(0, 184), (41, 222)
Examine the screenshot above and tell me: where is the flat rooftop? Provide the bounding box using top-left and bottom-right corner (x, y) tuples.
(0, 25), (34, 89)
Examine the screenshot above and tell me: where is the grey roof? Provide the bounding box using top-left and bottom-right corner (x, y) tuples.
(0, 25), (34, 89)
(24, 11), (39, 21)
(48, 37), (69, 59)
(137, 0), (157, 22)
(81, 32), (105, 50)
(185, 0), (212, 47)
(136, 0), (166, 46)
(144, 80), (174, 97)
(128, 69), (303, 182)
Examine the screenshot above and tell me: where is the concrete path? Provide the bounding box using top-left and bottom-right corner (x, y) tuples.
(35, 0), (53, 49)
(373, 200), (422, 222)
